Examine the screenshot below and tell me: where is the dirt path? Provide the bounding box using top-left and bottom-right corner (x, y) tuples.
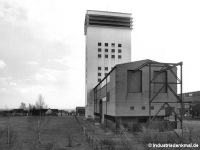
(77, 117), (144, 150)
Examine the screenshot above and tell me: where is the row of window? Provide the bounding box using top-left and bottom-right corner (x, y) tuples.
(98, 54), (122, 59)
(98, 48), (122, 53)
(96, 70), (166, 92)
(98, 42), (122, 47)
(96, 75), (110, 86)
(98, 67), (110, 71)
(97, 67), (113, 82)
(130, 106), (156, 110)
(127, 70), (167, 93)
(98, 73), (108, 77)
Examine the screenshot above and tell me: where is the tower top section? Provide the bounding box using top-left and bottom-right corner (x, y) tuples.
(84, 10), (133, 35)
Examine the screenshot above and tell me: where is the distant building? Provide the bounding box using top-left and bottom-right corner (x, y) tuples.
(30, 108), (58, 116)
(58, 110), (67, 116)
(2, 110), (13, 116)
(45, 108), (52, 115)
(76, 107), (85, 116)
(178, 91), (200, 117)
(50, 109), (58, 116)
(13, 109), (28, 116)
(84, 10), (133, 118)
(94, 60), (179, 130)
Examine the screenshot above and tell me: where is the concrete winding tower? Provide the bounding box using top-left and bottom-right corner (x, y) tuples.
(84, 10), (133, 118)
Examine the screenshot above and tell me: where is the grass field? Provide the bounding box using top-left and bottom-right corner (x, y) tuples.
(0, 116), (92, 150)
(1, 116), (200, 150)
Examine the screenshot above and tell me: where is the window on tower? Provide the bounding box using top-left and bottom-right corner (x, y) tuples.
(118, 44), (122, 47)
(130, 106), (134, 111)
(105, 55), (108, 58)
(98, 79), (101, 82)
(105, 49), (108, 52)
(111, 43), (115, 47)
(98, 43), (101, 46)
(105, 43), (108, 46)
(111, 55), (115, 58)
(118, 55), (122, 59)
(118, 49), (122, 53)
(98, 73), (101, 76)
(98, 48), (101, 52)
(98, 67), (101, 70)
(98, 54), (101, 58)
(105, 67), (108, 71)
(111, 49), (115, 53)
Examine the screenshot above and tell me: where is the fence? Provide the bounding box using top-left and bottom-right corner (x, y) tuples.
(75, 116), (116, 150)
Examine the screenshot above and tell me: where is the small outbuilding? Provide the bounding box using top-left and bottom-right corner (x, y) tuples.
(76, 107), (85, 116)
(178, 91), (200, 117)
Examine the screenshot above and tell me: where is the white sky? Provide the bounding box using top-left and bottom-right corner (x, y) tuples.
(0, 0), (199, 109)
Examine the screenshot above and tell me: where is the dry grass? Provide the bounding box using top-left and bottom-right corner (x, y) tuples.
(140, 122), (200, 150)
(0, 116), (92, 150)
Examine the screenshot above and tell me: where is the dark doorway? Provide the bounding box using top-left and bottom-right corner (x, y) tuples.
(99, 99), (102, 123)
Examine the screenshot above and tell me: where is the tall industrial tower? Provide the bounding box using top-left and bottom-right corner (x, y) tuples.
(84, 10), (133, 118)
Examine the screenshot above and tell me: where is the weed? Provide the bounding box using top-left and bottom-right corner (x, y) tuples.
(66, 132), (73, 147)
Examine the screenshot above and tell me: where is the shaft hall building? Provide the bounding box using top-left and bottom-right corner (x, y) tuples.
(84, 10), (133, 118)
(94, 60), (181, 130)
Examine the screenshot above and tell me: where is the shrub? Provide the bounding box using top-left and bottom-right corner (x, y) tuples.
(99, 138), (115, 147)
(66, 132), (73, 147)
(43, 142), (55, 150)
(128, 122), (143, 132)
(146, 121), (175, 132)
(117, 125), (133, 150)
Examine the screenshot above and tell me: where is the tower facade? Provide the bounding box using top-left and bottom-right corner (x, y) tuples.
(84, 10), (133, 118)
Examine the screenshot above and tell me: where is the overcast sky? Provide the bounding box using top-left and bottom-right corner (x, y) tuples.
(0, 0), (200, 109)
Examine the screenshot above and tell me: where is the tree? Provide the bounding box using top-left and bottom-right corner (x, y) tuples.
(19, 102), (26, 110)
(27, 103), (34, 111)
(35, 94), (47, 109)
(27, 94), (50, 148)
(0, 106), (17, 149)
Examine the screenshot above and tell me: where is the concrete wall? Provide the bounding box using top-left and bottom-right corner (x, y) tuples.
(94, 60), (179, 130)
(85, 26), (131, 118)
(115, 60), (178, 117)
(94, 69), (116, 117)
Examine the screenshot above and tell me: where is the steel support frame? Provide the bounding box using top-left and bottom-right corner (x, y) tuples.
(134, 60), (183, 129)
(149, 61), (183, 129)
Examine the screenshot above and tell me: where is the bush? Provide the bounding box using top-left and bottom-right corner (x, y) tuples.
(66, 132), (73, 147)
(43, 142), (55, 150)
(117, 125), (133, 150)
(99, 138), (115, 147)
(146, 121), (175, 132)
(128, 122), (143, 132)
(140, 123), (200, 150)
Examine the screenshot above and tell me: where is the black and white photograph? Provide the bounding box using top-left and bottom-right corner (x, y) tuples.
(0, 0), (200, 149)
